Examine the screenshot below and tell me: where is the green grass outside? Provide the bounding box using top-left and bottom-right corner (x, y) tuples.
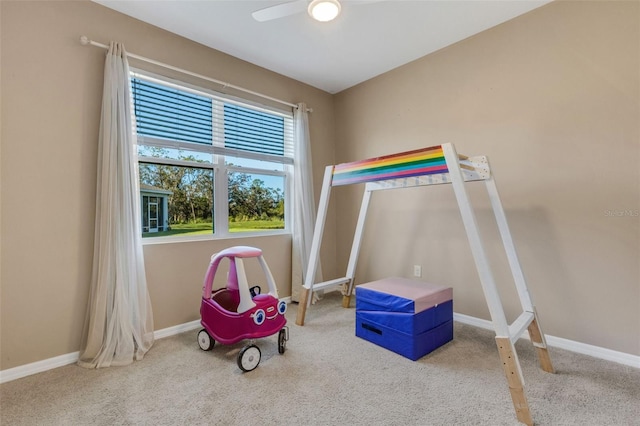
(143, 222), (212, 238)
(229, 220), (284, 233)
(142, 219), (284, 238)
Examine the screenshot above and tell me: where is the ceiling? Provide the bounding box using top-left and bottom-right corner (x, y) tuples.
(93, 0), (552, 94)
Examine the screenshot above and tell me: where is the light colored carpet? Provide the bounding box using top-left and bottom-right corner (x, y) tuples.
(1, 292), (639, 425)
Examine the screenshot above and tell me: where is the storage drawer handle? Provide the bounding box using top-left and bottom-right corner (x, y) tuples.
(362, 323), (382, 335)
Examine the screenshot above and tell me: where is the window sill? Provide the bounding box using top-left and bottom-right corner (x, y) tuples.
(141, 229), (291, 246)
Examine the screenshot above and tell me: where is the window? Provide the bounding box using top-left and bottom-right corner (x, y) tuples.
(131, 72), (293, 240)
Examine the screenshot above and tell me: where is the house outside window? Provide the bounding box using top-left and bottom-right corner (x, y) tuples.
(131, 71), (293, 241)
(140, 184), (172, 233)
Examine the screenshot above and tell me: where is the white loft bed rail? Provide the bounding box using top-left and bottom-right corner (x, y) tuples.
(295, 143), (554, 426)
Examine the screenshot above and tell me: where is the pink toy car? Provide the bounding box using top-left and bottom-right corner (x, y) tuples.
(197, 246), (289, 372)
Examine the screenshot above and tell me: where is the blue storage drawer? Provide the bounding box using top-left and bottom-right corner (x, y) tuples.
(356, 300), (453, 335)
(356, 314), (454, 361)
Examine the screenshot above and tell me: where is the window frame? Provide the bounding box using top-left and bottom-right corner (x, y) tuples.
(131, 69), (294, 244)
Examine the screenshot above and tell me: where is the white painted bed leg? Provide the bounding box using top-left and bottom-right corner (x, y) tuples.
(484, 176), (534, 312)
(443, 143), (554, 425)
(484, 175), (554, 374)
(442, 143), (509, 336)
(343, 184), (374, 307)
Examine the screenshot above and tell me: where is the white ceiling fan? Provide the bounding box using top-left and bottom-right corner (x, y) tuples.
(252, 0), (384, 23)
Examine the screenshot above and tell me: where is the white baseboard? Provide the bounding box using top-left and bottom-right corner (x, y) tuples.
(0, 319), (201, 384)
(153, 319), (201, 340)
(1, 308), (636, 384)
(453, 313), (640, 369)
(0, 351), (81, 384)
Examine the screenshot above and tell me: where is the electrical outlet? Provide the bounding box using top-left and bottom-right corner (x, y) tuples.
(413, 265), (422, 277)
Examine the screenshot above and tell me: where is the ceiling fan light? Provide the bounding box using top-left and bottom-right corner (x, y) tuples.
(308, 0), (341, 22)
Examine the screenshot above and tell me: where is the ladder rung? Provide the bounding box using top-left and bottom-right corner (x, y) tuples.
(307, 277), (351, 292)
(509, 311), (535, 343)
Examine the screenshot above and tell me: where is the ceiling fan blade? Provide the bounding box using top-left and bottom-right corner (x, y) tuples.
(252, 0), (309, 22)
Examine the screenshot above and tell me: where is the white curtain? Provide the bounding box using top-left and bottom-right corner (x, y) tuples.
(78, 42), (154, 368)
(292, 103), (322, 303)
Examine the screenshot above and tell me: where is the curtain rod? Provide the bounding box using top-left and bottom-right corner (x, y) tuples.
(80, 36), (311, 112)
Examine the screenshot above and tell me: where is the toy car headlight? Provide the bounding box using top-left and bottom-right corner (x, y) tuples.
(253, 309), (265, 325)
(278, 300), (287, 315)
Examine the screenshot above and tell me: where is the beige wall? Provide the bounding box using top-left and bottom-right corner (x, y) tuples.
(334, 1), (639, 355)
(0, 0), (336, 370)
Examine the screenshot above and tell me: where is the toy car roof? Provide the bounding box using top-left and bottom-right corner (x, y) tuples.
(214, 246), (262, 259)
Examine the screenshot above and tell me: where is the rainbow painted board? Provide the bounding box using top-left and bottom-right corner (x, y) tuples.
(331, 145), (448, 186)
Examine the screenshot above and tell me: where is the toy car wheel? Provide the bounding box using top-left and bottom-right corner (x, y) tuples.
(237, 345), (261, 372)
(278, 328), (287, 354)
(197, 329), (214, 351)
